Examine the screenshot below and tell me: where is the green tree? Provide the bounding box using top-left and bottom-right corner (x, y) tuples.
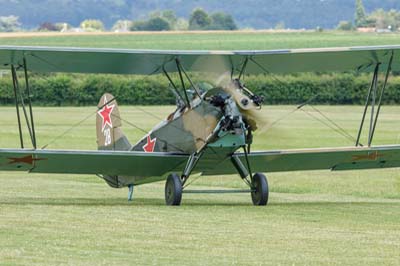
(175, 18), (189, 31)
(336, 21), (354, 31)
(130, 17), (170, 31)
(80, 19), (104, 31)
(160, 10), (178, 28)
(354, 0), (367, 27)
(367, 8), (400, 31)
(387, 9), (400, 31)
(112, 20), (132, 32)
(38, 22), (59, 31)
(56, 23), (72, 32)
(369, 8), (386, 29)
(0, 16), (21, 32)
(146, 17), (171, 31)
(189, 8), (211, 30)
(209, 12), (237, 30)
(130, 20), (146, 31)
(150, 10), (179, 29)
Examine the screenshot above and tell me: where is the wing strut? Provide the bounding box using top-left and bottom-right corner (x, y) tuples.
(370, 52), (394, 142)
(162, 66), (185, 106)
(11, 65), (24, 148)
(355, 51), (394, 147)
(173, 58), (203, 108)
(23, 57), (37, 149)
(238, 56), (249, 80)
(175, 58), (191, 108)
(10, 59), (37, 149)
(175, 59), (202, 99)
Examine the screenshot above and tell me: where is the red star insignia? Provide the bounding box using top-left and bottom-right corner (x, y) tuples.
(143, 135), (157, 152)
(8, 155), (46, 165)
(98, 100), (115, 132)
(352, 152), (382, 161)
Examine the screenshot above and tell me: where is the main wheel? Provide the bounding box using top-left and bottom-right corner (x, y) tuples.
(165, 173), (182, 206)
(251, 173), (269, 206)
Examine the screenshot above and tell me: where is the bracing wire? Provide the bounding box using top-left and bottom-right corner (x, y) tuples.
(247, 58), (361, 145)
(300, 107), (359, 145)
(41, 98), (118, 149)
(41, 110), (96, 149)
(308, 105), (358, 144)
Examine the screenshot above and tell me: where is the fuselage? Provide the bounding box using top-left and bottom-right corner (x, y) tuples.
(132, 81), (261, 154)
(100, 80), (262, 187)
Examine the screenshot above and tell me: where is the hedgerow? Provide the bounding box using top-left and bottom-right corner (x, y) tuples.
(0, 72), (399, 105)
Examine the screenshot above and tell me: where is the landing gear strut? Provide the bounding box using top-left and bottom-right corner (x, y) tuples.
(165, 173), (182, 206)
(231, 153), (269, 206)
(251, 173), (269, 206)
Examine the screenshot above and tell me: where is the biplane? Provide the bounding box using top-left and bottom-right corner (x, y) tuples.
(1, 45), (400, 205)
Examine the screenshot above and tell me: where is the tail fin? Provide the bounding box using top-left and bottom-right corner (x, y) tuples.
(96, 93), (132, 151)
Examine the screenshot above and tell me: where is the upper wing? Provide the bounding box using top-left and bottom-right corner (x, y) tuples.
(0, 45), (399, 75)
(198, 145), (400, 175)
(0, 149), (187, 177)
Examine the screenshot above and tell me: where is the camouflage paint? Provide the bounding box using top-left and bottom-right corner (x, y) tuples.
(132, 98), (222, 154)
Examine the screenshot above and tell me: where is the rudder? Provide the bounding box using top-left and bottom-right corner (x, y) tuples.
(96, 93), (132, 151)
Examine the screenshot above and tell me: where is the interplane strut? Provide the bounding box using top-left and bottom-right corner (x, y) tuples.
(356, 51), (394, 147)
(10, 58), (37, 149)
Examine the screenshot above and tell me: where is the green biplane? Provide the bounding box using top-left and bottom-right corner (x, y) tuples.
(1, 45), (400, 206)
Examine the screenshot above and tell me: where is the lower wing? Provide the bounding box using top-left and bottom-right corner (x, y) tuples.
(199, 145), (400, 175)
(0, 149), (188, 177)
(1, 145), (400, 178)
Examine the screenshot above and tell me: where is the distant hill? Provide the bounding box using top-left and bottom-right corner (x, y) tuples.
(1, 0), (400, 30)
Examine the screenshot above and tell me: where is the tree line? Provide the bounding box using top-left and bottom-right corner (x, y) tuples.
(0, 8), (237, 32)
(1, 73), (400, 106)
(129, 9), (237, 31)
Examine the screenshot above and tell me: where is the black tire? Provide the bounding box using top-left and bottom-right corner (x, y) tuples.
(251, 173), (269, 206)
(165, 173), (182, 206)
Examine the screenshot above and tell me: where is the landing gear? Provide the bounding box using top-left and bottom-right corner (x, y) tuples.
(165, 173), (182, 206)
(231, 154), (269, 206)
(251, 173), (269, 206)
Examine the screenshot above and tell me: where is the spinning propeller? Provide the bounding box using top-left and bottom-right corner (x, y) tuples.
(192, 55), (269, 132)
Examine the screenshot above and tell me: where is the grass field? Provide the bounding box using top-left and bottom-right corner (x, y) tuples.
(1, 31), (400, 50)
(0, 105), (399, 265)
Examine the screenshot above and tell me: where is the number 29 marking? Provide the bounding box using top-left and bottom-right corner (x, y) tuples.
(104, 128), (112, 146)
